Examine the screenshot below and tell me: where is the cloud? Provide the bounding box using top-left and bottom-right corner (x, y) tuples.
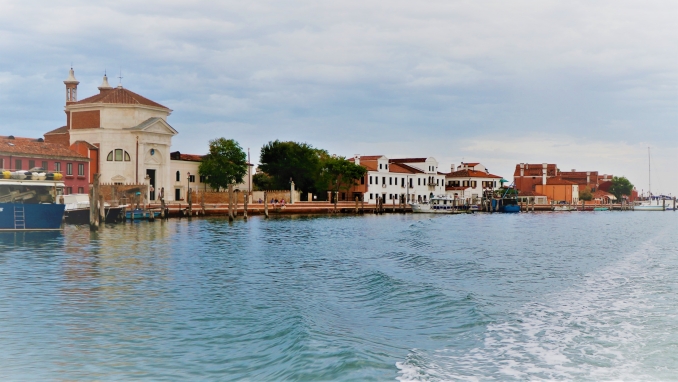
(0, 0), (676, 190)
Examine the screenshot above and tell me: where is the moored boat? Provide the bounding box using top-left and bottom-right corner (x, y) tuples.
(0, 178), (66, 230)
(411, 195), (465, 214)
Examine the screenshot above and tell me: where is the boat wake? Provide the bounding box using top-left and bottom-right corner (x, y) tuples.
(396, 228), (674, 381)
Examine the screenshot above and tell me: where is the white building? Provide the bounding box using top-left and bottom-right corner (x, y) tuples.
(444, 162), (503, 203)
(348, 155), (446, 204)
(44, 68), (251, 202)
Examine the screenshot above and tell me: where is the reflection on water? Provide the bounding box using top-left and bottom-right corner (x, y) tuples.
(0, 214), (677, 381)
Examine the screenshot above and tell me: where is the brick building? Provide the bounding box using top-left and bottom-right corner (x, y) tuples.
(0, 135), (89, 194)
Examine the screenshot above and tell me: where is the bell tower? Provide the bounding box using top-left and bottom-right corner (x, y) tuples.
(64, 67), (79, 104)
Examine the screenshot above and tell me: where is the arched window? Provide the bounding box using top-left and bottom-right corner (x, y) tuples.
(107, 149), (132, 161)
(176, 171), (180, 182)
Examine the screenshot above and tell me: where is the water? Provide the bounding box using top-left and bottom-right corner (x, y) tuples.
(1, 212), (677, 381)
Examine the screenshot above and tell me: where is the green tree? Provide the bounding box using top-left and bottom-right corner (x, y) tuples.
(198, 138), (248, 191)
(579, 187), (593, 201)
(258, 140), (327, 192)
(252, 172), (276, 191)
(609, 176), (634, 201)
(317, 155), (367, 210)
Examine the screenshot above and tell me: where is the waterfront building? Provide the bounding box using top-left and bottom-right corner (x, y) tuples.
(348, 155), (446, 204)
(444, 162), (502, 203)
(513, 163), (558, 194)
(0, 135), (89, 194)
(534, 178), (579, 204)
(43, 68), (250, 202)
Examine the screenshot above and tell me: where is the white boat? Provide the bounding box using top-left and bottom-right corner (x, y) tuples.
(634, 148), (665, 211)
(634, 204), (664, 211)
(411, 195), (465, 214)
(552, 205), (577, 211)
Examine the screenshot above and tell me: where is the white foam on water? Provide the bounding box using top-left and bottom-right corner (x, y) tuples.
(397, 228), (672, 381)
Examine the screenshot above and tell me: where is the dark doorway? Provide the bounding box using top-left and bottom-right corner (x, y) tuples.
(175, 188), (181, 201)
(146, 169), (156, 200)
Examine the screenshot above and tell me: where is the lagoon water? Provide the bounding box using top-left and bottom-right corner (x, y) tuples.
(1, 212), (677, 381)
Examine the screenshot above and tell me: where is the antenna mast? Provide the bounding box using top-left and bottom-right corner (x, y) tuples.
(648, 146), (651, 197)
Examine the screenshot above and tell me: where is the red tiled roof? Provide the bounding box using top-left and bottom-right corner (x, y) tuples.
(75, 87), (169, 110)
(360, 162), (378, 171)
(462, 162), (480, 166)
(388, 163), (418, 174)
(44, 126), (68, 135)
(393, 163), (424, 174)
(446, 169), (501, 178)
(545, 177), (577, 185)
(0, 136), (87, 160)
(593, 189), (615, 199)
(179, 154), (203, 162)
(513, 163), (558, 177)
(353, 155), (384, 160)
(389, 158), (427, 163)
(72, 140), (99, 150)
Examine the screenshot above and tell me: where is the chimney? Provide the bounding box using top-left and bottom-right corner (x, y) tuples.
(520, 163), (524, 177)
(353, 155), (360, 166)
(586, 171), (590, 185)
(451, 164), (455, 172)
(542, 163), (547, 185)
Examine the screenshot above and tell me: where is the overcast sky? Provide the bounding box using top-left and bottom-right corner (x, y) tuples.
(1, 0), (676, 194)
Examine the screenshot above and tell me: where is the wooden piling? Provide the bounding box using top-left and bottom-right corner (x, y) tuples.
(228, 184), (234, 221)
(99, 194), (105, 226)
(244, 192), (248, 220)
(264, 191), (269, 218)
(189, 188), (194, 217)
(355, 196), (359, 214)
(89, 174), (100, 231)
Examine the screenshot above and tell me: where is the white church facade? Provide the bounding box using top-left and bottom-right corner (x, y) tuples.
(45, 68), (250, 202)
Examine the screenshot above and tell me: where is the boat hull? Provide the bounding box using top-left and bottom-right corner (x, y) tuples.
(634, 205), (664, 211)
(64, 207), (124, 224)
(0, 203), (65, 231)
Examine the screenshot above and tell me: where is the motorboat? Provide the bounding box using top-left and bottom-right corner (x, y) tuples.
(0, 178), (66, 230)
(61, 194), (124, 224)
(411, 195), (465, 214)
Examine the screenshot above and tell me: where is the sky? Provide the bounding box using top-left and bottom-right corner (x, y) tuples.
(0, 0), (676, 194)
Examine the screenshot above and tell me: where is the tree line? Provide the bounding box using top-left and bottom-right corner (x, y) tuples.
(198, 138), (366, 200)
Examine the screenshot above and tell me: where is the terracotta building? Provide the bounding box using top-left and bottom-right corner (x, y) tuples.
(0, 135), (89, 194)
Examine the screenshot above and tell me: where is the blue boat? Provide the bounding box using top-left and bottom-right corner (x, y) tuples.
(0, 179), (66, 231)
(125, 209), (161, 220)
(492, 182), (521, 213)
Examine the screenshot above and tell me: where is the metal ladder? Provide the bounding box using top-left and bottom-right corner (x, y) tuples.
(14, 204), (25, 230)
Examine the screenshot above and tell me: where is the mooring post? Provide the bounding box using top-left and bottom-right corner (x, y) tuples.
(89, 174), (100, 231)
(99, 193), (105, 227)
(355, 196), (359, 214)
(244, 191), (248, 220)
(264, 191), (269, 218)
(228, 184), (234, 221)
(361, 197), (364, 214)
(188, 187), (193, 217)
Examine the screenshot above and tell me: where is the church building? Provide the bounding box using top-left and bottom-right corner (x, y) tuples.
(44, 68), (208, 202)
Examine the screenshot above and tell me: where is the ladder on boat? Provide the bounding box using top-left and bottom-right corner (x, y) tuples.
(14, 204), (26, 230)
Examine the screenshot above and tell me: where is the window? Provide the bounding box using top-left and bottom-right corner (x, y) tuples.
(401, 178), (404, 187)
(176, 171), (180, 181)
(28, 160), (35, 169)
(189, 175), (195, 182)
(0, 158), (3, 169)
(15, 159), (22, 170)
(78, 187), (84, 194)
(370, 193), (373, 199)
(54, 162), (61, 172)
(200, 175), (207, 183)
(107, 149), (131, 161)
(379, 164), (382, 169)
(389, 194), (392, 200)
(436, 179), (439, 186)
(66, 187), (72, 195)
(66, 163), (73, 175)
(382, 177), (386, 185)
(78, 163), (84, 176)
(42, 161), (48, 170)
(389, 177), (392, 185)
(360, 176), (365, 185)
(409, 179), (413, 188)
(369, 176), (372, 185)
(418, 178), (421, 186)
(385, 164), (388, 170)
